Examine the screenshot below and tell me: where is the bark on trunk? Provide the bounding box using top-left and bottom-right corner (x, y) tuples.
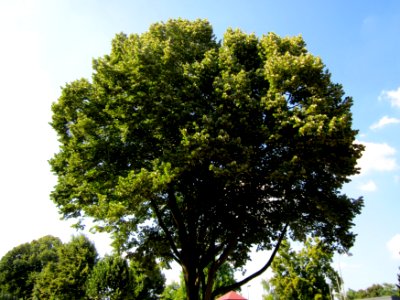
(183, 265), (201, 300)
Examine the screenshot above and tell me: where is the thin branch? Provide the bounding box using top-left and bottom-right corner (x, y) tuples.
(212, 224), (288, 298)
(167, 188), (189, 244)
(200, 242), (224, 270)
(150, 198), (181, 264)
(204, 235), (238, 300)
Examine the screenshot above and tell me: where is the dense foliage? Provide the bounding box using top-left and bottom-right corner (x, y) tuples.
(347, 283), (399, 299)
(50, 19), (363, 299)
(32, 235), (98, 299)
(129, 255), (166, 300)
(86, 253), (165, 300)
(262, 238), (341, 300)
(0, 235), (164, 299)
(161, 281), (186, 300)
(86, 254), (133, 299)
(0, 235), (61, 299)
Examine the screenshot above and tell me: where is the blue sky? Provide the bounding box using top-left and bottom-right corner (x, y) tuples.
(0, 1), (399, 298)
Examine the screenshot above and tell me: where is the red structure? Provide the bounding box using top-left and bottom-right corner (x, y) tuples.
(216, 291), (247, 300)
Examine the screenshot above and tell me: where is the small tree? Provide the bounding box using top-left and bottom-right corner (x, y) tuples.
(262, 238), (341, 300)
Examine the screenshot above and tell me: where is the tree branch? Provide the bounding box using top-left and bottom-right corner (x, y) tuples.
(167, 188), (189, 244)
(212, 224), (288, 298)
(150, 198), (181, 264)
(199, 241), (224, 270)
(204, 234), (238, 299)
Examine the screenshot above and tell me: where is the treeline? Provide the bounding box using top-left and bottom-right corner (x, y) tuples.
(347, 283), (399, 299)
(0, 235), (165, 300)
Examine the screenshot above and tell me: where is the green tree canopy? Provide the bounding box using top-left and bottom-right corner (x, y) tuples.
(0, 235), (61, 299)
(0, 234), (164, 300)
(32, 235), (98, 299)
(347, 283), (399, 299)
(161, 281), (185, 300)
(86, 254), (132, 300)
(50, 19), (363, 300)
(262, 238), (341, 300)
(86, 253), (165, 300)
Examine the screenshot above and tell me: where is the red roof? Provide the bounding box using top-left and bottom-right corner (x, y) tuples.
(217, 291), (247, 300)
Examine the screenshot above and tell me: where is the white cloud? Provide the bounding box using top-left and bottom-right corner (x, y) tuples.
(379, 87), (400, 108)
(387, 234), (400, 260)
(358, 180), (377, 192)
(370, 116), (400, 130)
(356, 141), (397, 175)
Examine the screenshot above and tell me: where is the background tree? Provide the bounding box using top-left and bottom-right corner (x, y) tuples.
(211, 262), (237, 293)
(50, 19), (363, 300)
(261, 280), (278, 300)
(161, 281), (185, 300)
(86, 254), (132, 300)
(0, 234), (164, 300)
(128, 254), (165, 299)
(262, 238), (341, 300)
(0, 235), (61, 299)
(347, 283), (398, 299)
(86, 253), (165, 300)
(32, 235), (98, 299)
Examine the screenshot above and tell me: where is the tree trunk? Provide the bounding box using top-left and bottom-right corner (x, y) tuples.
(183, 265), (201, 300)
(203, 265), (217, 300)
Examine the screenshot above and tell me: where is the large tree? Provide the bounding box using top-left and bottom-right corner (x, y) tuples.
(49, 19), (363, 300)
(262, 238), (341, 300)
(0, 235), (61, 299)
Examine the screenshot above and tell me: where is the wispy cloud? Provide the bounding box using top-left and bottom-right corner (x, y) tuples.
(358, 180), (377, 192)
(379, 87), (400, 108)
(356, 141), (397, 175)
(370, 116), (400, 130)
(387, 234), (400, 260)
